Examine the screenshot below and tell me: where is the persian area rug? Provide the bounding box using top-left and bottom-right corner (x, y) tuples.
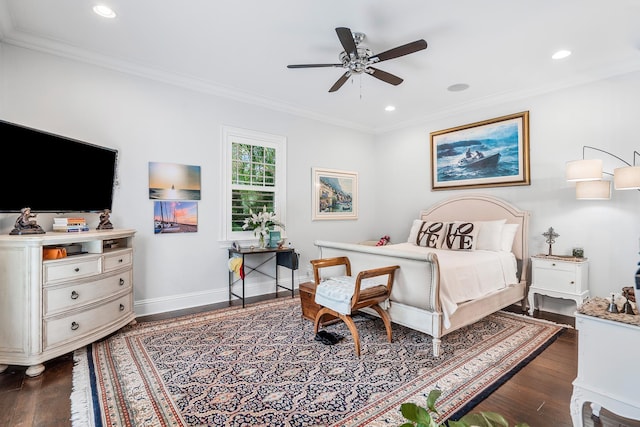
(71, 297), (565, 427)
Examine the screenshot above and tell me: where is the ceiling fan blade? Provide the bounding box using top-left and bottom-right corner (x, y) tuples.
(370, 39), (428, 63)
(367, 67), (404, 86)
(329, 72), (351, 92)
(287, 63), (343, 68)
(335, 27), (357, 58)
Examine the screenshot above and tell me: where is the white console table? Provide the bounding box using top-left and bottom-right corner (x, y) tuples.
(571, 309), (640, 426)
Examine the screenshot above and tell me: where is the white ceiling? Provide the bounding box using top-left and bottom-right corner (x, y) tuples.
(1, 0), (640, 133)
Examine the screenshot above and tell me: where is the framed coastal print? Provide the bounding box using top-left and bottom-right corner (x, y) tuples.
(312, 167), (358, 220)
(149, 162), (201, 200)
(430, 111), (530, 190)
(153, 201), (198, 234)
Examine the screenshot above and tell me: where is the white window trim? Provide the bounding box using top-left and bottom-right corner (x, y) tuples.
(220, 125), (287, 244)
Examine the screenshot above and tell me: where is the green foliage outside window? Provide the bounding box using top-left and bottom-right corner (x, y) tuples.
(231, 142), (277, 231)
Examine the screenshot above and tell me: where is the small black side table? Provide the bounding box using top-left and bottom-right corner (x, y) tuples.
(228, 246), (299, 307)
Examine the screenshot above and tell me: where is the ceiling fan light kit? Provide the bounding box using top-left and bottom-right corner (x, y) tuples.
(287, 27), (427, 92)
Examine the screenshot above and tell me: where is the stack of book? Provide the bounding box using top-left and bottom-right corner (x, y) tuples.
(53, 217), (89, 232)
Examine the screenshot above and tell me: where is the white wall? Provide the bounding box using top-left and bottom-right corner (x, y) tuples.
(0, 45), (378, 315)
(2, 44), (639, 317)
(374, 72), (640, 314)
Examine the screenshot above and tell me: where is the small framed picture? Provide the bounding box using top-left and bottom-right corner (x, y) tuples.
(312, 167), (358, 220)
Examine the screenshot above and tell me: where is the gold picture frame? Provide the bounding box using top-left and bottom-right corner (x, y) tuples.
(430, 111), (530, 190)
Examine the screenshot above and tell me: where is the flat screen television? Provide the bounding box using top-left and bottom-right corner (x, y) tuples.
(0, 119), (118, 213)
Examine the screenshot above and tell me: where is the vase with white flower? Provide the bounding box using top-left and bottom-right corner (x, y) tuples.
(242, 206), (285, 248)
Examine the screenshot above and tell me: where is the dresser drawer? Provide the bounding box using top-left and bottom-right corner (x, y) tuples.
(43, 270), (133, 316)
(103, 249), (133, 272)
(533, 259), (576, 272)
(43, 293), (133, 350)
(43, 255), (102, 284)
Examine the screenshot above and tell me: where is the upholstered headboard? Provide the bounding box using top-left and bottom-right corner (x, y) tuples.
(419, 194), (530, 282)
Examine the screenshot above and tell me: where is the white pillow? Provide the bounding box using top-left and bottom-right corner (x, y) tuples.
(441, 221), (479, 251)
(417, 221), (447, 248)
(500, 223), (520, 252)
(407, 219), (423, 244)
(475, 219), (507, 251)
(407, 220), (446, 248)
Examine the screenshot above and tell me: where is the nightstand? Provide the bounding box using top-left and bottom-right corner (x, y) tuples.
(528, 255), (589, 315)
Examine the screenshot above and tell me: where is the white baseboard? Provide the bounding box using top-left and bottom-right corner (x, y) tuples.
(133, 277), (299, 317)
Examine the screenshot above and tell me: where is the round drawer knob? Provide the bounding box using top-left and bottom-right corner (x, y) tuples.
(71, 321), (79, 331)
(119, 278), (125, 286)
(119, 304), (125, 311)
(74, 267), (80, 272)
(70, 290), (79, 300)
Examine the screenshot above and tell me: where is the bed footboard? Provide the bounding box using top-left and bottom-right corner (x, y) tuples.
(313, 240), (442, 345)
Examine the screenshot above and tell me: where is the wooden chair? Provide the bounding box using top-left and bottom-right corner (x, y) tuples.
(310, 256), (400, 356)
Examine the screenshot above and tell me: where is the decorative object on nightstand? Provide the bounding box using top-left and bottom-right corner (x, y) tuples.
(542, 226), (559, 255)
(97, 208), (114, 230)
(528, 254), (589, 315)
(10, 207), (46, 235)
(572, 247), (584, 258)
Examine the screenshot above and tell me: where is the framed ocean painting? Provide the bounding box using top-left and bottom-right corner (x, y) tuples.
(430, 111), (530, 190)
(312, 167), (358, 220)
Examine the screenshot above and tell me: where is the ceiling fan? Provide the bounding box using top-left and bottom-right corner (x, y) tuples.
(287, 27), (428, 92)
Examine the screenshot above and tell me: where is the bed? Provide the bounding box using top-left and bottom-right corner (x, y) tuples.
(314, 194), (530, 356)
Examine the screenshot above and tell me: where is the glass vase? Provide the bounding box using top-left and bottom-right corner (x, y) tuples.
(258, 233), (266, 249)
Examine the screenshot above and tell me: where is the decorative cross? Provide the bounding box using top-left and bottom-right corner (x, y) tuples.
(542, 227), (559, 256)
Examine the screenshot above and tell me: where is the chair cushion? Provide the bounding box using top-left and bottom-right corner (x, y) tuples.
(314, 275), (387, 315)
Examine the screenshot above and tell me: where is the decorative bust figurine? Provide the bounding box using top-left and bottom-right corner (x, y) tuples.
(10, 207), (45, 235)
(97, 209), (114, 230)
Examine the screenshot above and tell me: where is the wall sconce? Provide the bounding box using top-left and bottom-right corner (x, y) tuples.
(565, 146), (640, 199)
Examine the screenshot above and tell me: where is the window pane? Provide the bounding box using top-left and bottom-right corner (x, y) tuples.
(231, 189), (275, 231)
(265, 147), (276, 165)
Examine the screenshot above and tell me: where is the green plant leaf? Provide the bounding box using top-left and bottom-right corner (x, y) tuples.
(400, 403), (434, 424)
(426, 389), (442, 413)
(458, 411), (510, 427)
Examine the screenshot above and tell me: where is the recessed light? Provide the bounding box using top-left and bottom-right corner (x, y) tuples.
(552, 50), (571, 60)
(385, 105), (396, 112)
(93, 5), (116, 18)
(447, 83), (469, 92)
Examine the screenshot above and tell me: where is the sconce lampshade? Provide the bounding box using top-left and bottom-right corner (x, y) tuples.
(566, 159), (603, 181)
(614, 166), (640, 190)
(576, 180), (611, 200)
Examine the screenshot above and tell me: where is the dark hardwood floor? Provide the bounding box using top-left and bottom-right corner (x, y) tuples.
(1, 295), (638, 427)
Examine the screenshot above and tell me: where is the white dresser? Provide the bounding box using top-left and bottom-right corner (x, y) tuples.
(571, 311), (640, 426)
(528, 256), (589, 315)
(0, 229), (136, 376)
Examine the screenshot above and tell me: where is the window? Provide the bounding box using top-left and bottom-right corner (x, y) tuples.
(221, 126), (287, 242)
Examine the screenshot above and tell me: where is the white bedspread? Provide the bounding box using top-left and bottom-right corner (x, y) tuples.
(377, 242), (518, 328)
